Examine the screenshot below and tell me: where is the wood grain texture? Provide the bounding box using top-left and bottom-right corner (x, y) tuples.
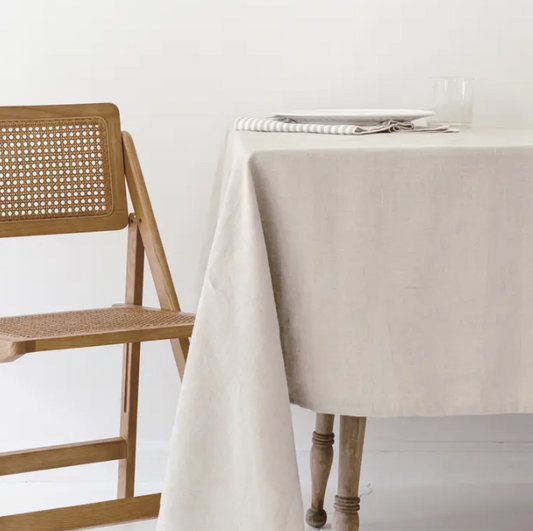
(28, 326), (193, 353)
(306, 413), (335, 528)
(0, 342), (25, 364)
(0, 438), (126, 477)
(333, 416), (367, 531)
(118, 214), (144, 498)
(0, 493), (161, 531)
(0, 103), (128, 238)
(0, 103), (119, 121)
(122, 131), (190, 378)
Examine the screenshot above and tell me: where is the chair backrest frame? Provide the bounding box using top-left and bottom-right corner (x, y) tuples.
(0, 103), (128, 238)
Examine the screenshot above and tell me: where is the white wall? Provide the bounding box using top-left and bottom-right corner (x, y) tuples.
(2, 0), (533, 493)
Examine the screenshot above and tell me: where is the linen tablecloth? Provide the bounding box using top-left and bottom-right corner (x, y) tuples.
(158, 130), (533, 531)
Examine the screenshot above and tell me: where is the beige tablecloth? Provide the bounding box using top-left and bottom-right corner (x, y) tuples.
(158, 129), (533, 531)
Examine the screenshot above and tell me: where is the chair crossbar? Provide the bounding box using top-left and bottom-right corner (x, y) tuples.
(0, 493), (161, 531)
(0, 438), (126, 477)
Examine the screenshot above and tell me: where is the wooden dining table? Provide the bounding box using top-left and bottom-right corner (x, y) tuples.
(158, 129), (533, 531)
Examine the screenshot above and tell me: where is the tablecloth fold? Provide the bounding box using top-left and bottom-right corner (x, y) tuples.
(158, 145), (304, 531)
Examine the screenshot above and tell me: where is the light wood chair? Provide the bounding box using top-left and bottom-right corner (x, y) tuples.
(0, 103), (192, 531)
(306, 414), (367, 531)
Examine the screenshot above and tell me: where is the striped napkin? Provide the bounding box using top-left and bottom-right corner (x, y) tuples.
(235, 116), (454, 135)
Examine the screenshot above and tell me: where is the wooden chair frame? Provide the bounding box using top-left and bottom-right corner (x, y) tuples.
(0, 107), (189, 531)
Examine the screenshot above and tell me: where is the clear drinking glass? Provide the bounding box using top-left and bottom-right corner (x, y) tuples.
(428, 77), (474, 128)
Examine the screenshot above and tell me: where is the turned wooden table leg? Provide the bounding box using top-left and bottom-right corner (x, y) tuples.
(306, 413), (335, 528)
(333, 416), (366, 531)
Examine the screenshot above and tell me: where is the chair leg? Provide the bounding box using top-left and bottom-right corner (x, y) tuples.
(333, 416), (366, 531)
(118, 214), (145, 498)
(118, 342), (141, 498)
(306, 413), (335, 528)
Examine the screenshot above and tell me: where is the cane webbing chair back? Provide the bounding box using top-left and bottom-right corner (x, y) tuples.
(0, 103), (191, 531)
(0, 104), (128, 238)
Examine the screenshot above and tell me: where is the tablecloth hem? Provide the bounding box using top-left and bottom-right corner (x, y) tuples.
(292, 399), (533, 418)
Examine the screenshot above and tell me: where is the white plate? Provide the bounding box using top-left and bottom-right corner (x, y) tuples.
(273, 108), (435, 126)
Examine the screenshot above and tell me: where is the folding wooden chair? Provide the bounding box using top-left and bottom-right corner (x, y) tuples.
(0, 103), (192, 531)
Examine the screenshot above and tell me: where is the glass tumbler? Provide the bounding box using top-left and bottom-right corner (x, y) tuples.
(428, 77), (474, 128)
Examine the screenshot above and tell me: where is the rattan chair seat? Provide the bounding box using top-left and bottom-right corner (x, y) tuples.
(0, 305), (195, 362)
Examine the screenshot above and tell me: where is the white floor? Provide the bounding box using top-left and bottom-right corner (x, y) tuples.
(2, 482), (533, 530)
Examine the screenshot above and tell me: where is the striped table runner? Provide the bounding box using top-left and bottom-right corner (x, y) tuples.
(235, 116), (453, 135)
